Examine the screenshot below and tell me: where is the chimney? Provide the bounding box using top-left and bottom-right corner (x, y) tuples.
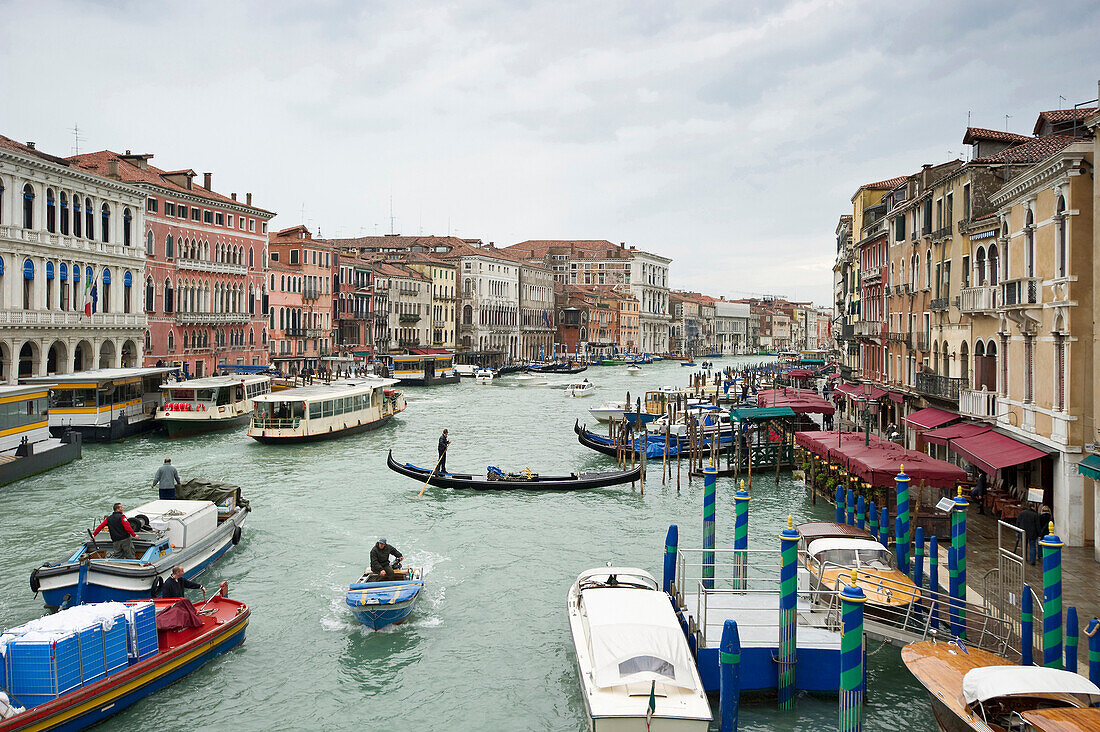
(107, 159), (120, 179)
(26, 142), (35, 150)
(246, 193), (252, 206)
(125, 149), (131, 155)
(231, 193), (237, 201)
(203, 172), (212, 190)
(921, 163), (932, 188)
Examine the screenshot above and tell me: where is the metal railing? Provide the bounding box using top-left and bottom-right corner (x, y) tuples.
(887, 331), (912, 347)
(1001, 278), (1040, 308)
(959, 388), (998, 420)
(249, 417), (300, 430)
(932, 223), (953, 240)
(398, 313), (421, 323)
(303, 286), (321, 300)
(915, 334), (929, 350)
(915, 373), (964, 401)
(929, 298), (949, 312)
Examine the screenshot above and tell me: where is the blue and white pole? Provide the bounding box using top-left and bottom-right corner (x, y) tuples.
(835, 486), (845, 524)
(879, 507), (889, 548)
(868, 500), (878, 543)
(839, 569), (866, 732)
(703, 462), (717, 589)
(913, 526), (924, 609)
(950, 487), (968, 638)
(846, 487), (855, 526)
(856, 495), (866, 532)
(719, 619), (742, 732)
(1041, 523), (1064, 669)
(779, 516), (799, 710)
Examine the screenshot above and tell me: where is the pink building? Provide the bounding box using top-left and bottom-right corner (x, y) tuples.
(68, 151), (274, 378)
(266, 226), (335, 374)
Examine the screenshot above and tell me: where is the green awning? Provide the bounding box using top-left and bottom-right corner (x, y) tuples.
(1079, 454), (1100, 481)
(731, 406), (797, 421)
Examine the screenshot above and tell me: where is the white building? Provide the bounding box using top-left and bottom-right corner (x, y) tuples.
(518, 262), (555, 361)
(629, 250), (671, 354)
(0, 135), (147, 383)
(714, 301), (750, 354)
(446, 242), (523, 360)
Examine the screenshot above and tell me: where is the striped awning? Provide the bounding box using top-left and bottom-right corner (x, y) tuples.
(1079, 454), (1100, 481)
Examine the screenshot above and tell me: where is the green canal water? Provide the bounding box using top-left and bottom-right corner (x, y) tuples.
(0, 358), (937, 731)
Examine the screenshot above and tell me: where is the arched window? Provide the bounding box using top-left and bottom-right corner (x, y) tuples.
(974, 246), (986, 286)
(123, 208), (132, 246)
(167, 330), (175, 352)
(0, 179), (4, 224)
(22, 258), (34, 309)
(84, 198), (93, 239)
(987, 244), (999, 286)
(960, 341), (969, 385)
(22, 184), (34, 229)
(101, 268), (112, 313)
(262, 329), (268, 346)
(73, 195), (82, 237)
(249, 247), (254, 268)
(145, 277), (155, 312)
(249, 328), (255, 346)
(1055, 196), (1067, 278)
(144, 330), (151, 351)
(59, 192), (68, 235)
(165, 234), (174, 259)
(925, 248), (932, 289)
(164, 278), (174, 313)
(248, 286), (255, 315)
(1024, 209), (1035, 277)
(46, 189), (56, 232)
(100, 203), (110, 243)
(912, 253), (919, 287)
(123, 271), (133, 313)
(279, 307), (286, 330)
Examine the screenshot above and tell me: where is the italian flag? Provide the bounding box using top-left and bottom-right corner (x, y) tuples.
(84, 272), (97, 317)
(645, 680), (655, 729)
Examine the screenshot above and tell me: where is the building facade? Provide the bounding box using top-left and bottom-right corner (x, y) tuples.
(518, 261), (555, 361)
(267, 226), (334, 374)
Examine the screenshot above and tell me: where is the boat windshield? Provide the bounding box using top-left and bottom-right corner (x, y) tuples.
(618, 655), (675, 679)
(819, 548), (891, 570)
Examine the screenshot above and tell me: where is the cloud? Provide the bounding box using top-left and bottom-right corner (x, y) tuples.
(2, 0), (1098, 304)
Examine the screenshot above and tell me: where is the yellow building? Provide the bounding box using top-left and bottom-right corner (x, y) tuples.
(405, 258), (457, 351)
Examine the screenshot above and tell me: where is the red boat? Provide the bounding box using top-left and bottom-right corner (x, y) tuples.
(0, 593), (249, 732)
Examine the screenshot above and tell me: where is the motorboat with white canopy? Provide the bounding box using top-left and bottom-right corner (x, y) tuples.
(567, 566), (711, 731)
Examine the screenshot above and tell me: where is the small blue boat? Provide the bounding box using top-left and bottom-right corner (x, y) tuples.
(681, 361), (696, 367)
(345, 567), (423, 630)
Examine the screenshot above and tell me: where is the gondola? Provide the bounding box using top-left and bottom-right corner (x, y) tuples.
(386, 451), (640, 490)
(574, 420), (733, 459)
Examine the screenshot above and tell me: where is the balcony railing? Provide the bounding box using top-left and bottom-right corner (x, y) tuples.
(397, 339), (421, 348)
(855, 320), (883, 337)
(836, 323), (855, 340)
(0, 309), (145, 328)
(959, 388), (998, 420)
(915, 334), (929, 351)
(861, 266), (882, 282)
(303, 286), (321, 301)
(305, 328), (326, 337)
(915, 373), (964, 402)
(176, 311), (252, 325)
(398, 313), (421, 323)
(886, 331), (911, 347)
(177, 258), (248, 276)
(1001, 277), (1040, 308)
(901, 283), (912, 294)
(929, 298), (949, 312)
(932, 223), (953, 240)
(285, 327), (305, 337)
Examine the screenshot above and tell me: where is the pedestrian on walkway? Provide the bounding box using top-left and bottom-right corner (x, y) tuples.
(1016, 504), (1042, 565)
(970, 472), (987, 515)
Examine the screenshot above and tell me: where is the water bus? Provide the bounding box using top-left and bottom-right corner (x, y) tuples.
(247, 377), (406, 444)
(0, 385), (81, 486)
(21, 367), (175, 442)
(156, 375), (271, 438)
(387, 354), (458, 386)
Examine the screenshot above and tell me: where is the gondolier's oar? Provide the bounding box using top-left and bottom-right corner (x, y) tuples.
(418, 453), (446, 498)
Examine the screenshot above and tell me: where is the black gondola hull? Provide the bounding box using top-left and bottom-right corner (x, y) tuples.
(386, 451), (639, 490)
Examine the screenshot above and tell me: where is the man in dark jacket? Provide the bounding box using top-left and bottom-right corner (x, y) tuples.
(438, 429), (450, 473)
(1017, 504), (1042, 565)
(161, 565), (205, 599)
(92, 503), (139, 559)
(370, 539), (404, 580)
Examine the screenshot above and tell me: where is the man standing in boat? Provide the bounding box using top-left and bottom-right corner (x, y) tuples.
(438, 429), (450, 474)
(152, 457), (181, 500)
(371, 539), (405, 580)
(161, 565), (205, 599)
(91, 503), (139, 559)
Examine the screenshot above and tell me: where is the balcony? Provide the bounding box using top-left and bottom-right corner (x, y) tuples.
(398, 313), (421, 324)
(397, 339), (420, 348)
(959, 388), (998, 420)
(0, 308), (145, 329)
(836, 323), (855, 340)
(901, 283), (912, 295)
(0, 226), (143, 262)
(929, 298), (949, 312)
(931, 223), (953, 241)
(915, 373), (964, 402)
(915, 334), (929, 351)
(305, 328), (326, 337)
(177, 311), (252, 325)
(861, 266), (882, 283)
(921, 223), (932, 238)
(303, 286), (321, 301)
(854, 320), (883, 337)
(1001, 277), (1040, 308)
(285, 327), (305, 337)
(177, 258), (248, 276)
(886, 331), (912, 347)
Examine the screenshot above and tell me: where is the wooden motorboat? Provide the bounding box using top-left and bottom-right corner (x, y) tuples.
(387, 451), (640, 491)
(567, 567), (711, 731)
(902, 640), (1100, 731)
(0, 593), (248, 731)
(346, 567), (424, 630)
(797, 522), (919, 610)
(565, 380), (596, 397)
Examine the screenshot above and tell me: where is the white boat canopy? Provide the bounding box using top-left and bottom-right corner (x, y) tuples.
(962, 665), (1100, 705)
(583, 587), (697, 691)
(806, 537), (890, 557)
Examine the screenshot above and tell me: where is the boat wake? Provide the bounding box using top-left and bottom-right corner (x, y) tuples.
(320, 551), (450, 633)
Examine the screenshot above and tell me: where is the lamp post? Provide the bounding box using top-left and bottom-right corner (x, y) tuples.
(859, 384), (879, 446)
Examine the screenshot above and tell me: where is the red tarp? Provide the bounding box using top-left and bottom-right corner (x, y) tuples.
(904, 407), (960, 431)
(795, 430), (968, 489)
(756, 388), (835, 415)
(948, 430), (1049, 476)
(156, 599), (204, 631)
(834, 383), (888, 401)
(922, 422), (992, 447)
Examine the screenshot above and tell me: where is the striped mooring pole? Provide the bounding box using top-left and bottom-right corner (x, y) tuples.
(928, 535), (940, 630)
(663, 524), (678, 595)
(895, 465), (910, 575)
(856, 495), (865, 532)
(734, 480), (750, 592)
(879, 507), (889, 548)
(1041, 523), (1064, 669)
(702, 461), (717, 589)
(719, 619), (742, 732)
(839, 569), (866, 732)
(868, 500), (878, 544)
(835, 486), (845, 524)
(1086, 618), (1100, 684)
(846, 487), (855, 526)
(1022, 584), (1034, 666)
(950, 487), (968, 638)
(779, 516), (799, 710)
(912, 526), (924, 608)
(1066, 606), (1079, 673)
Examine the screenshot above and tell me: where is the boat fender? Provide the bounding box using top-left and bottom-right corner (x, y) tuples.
(150, 575), (164, 597)
(232, 525), (242, 545)
(29, 567), (41, 594)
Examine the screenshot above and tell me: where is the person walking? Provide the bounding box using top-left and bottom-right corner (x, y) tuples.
(92, 503), (140, 559)
(1016, 504), (1042, 565)
(438, 429), (450, 474)
(152, 458), (181, 500)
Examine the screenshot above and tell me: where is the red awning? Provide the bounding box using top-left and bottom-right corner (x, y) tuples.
(835, 383), (887, 401)
(949, 431), (1049, 475)
(887, 391), (905, 403)
(922, 422), (992, 447)
(757, 388), (835, 415)
(905, 407), (960, 431)
(794, 430), (967, 489)
(786, 369), (814, 378)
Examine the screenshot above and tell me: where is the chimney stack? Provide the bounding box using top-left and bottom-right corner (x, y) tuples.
(231, 193), (237, 201)
(246, 193), (252, 206)
(26, 142), (35, 150)
(203, 172), (212, 190)
(107, 159), (120, 179)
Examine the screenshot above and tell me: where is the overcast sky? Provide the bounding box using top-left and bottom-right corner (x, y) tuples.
(3, 0), (1099, 305)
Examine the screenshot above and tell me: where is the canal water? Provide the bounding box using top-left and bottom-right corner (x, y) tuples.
(0, 358), (937, 731)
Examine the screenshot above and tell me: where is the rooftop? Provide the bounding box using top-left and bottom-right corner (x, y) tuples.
(962, 127), (1032, 145)
(972, 134), (1078, 164)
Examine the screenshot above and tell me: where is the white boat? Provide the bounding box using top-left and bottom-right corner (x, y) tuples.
(626, 365), (642, 376)
(474, 368), (495, 384)
(455, 364), (477, 378)
(567, 567), (711, 732)
(515, 373), (547, 386)
(156, 375), (271, 438)
(566, 380), (596, 398)
(589, 401), (629, 423)
(247, 377), (406, 443)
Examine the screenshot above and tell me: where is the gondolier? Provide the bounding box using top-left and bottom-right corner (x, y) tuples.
(91, 503), (139, 559)
(438, 429), (450, 473)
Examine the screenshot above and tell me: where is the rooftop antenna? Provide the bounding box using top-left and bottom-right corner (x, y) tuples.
(1059, 95), (1067, 108)
(1004, 114), (1011, 131)
(70, 124), (84, 155)
(967, 110), (971, 127)
(299, 202), (306, 224)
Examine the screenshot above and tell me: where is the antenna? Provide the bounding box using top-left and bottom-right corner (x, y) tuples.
(299, 202), (306, 224)
(967, 110), (971, 127)
(1059, 95), (1067, 108)
(388, 194), (395, 235)
(1004, 114), (1011, 131)
(70, 124), (85, 155)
